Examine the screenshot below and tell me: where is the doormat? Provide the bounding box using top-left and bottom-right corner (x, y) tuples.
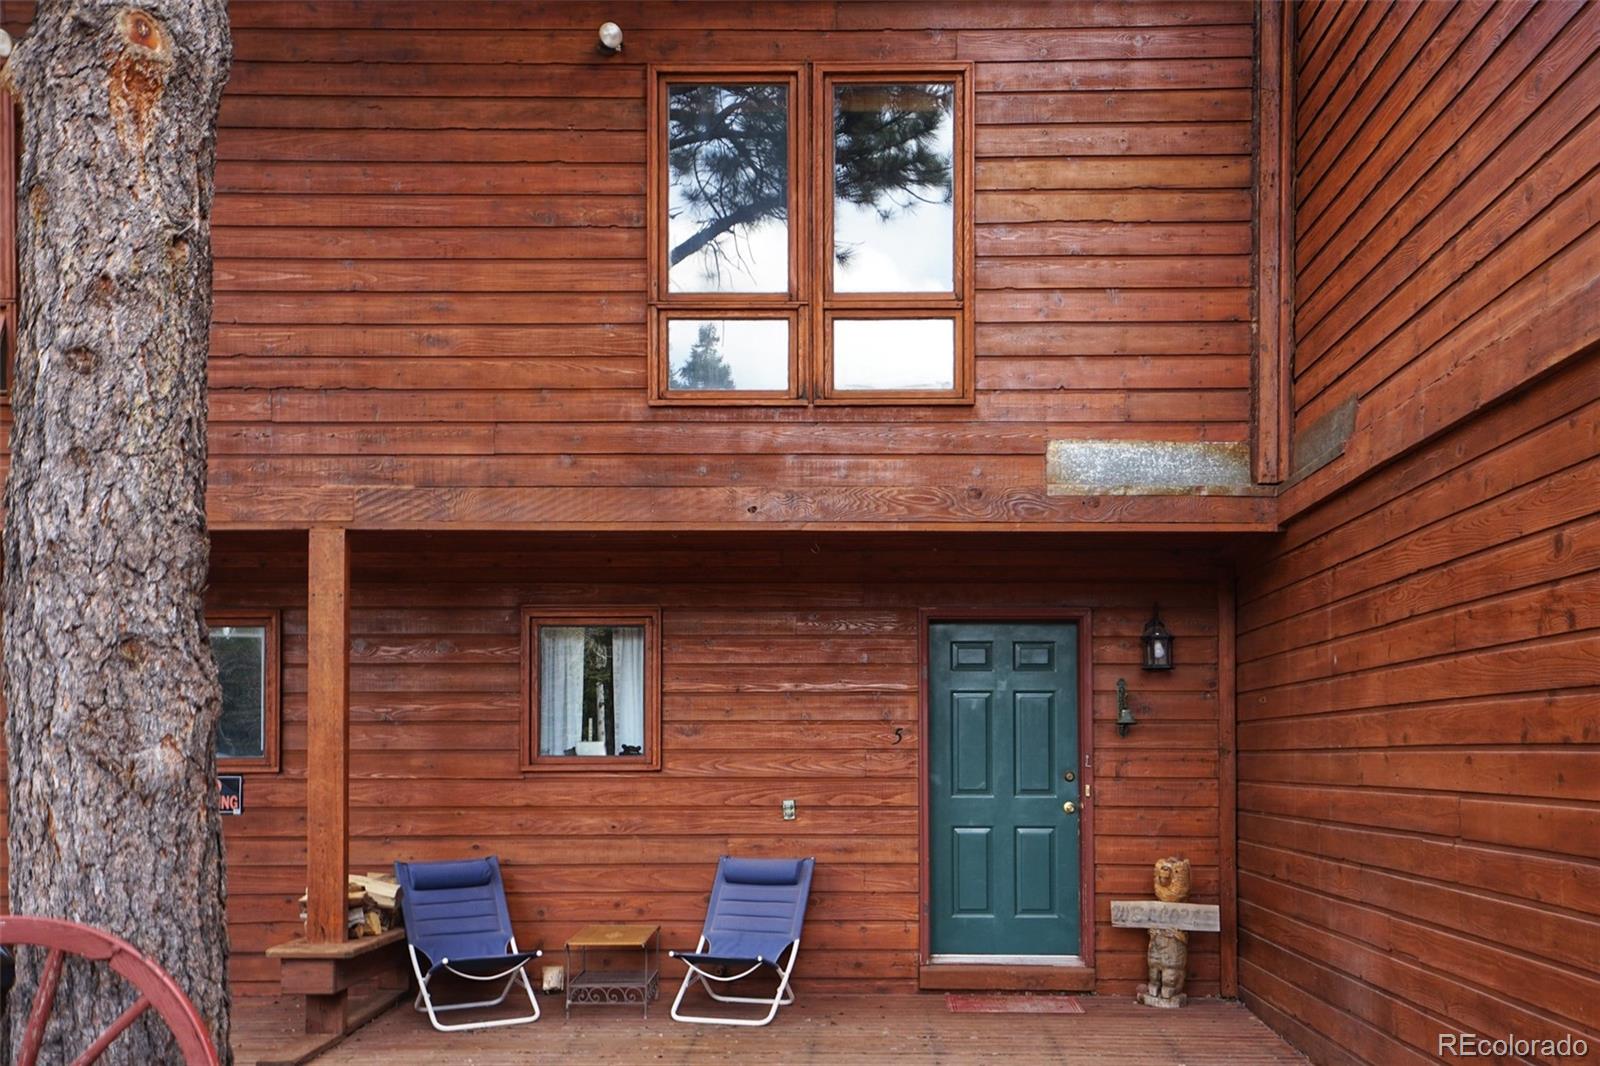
(945, 993), (1084, 1014)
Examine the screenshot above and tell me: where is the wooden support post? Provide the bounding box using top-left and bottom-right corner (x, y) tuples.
(1253, 0), (1293, 484)
(1217, 574), (1239, 998)
(305, 528), (350, 946)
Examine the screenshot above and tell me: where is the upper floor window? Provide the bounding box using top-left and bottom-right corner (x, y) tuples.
(649, 64), (972, 405)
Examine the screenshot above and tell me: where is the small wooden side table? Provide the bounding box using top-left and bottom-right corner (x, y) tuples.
(564, 923), (660, 1019)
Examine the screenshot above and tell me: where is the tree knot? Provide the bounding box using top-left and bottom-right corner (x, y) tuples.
(117, 634), (148, 667)
(108, 8), (172, 149)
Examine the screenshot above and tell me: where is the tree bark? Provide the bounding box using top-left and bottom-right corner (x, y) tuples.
(2, 1), (232, 1062)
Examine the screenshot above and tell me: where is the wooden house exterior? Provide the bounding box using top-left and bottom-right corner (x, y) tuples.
(0, 2), (1596, 1063)
(1239, 1), (1600, 1058)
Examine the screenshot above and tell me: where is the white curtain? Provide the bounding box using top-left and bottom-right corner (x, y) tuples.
(612, 627), (646, 753)
(539, 627), (585, 756)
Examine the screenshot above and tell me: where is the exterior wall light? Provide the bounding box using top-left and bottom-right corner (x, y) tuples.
(597, 22), (623, 56)
(1142, 606), (1173, 671)
(1116, 678), (1137, 737)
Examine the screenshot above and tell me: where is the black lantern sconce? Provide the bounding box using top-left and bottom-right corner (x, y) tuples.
(1116, 678), (1136, 737)
(1142, 605), (1174, 671)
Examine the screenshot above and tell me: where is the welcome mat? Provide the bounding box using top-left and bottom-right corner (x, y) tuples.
(945, 993), (1085, 1014)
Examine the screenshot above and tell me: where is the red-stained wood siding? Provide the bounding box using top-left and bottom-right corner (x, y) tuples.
(1283, 0), (1600, 516)
(1236, 350), (1600, 1064)
(1234, 6), (1600, 1059)
(208, 533), (1231, 998)
(184, 0), (1261, 530)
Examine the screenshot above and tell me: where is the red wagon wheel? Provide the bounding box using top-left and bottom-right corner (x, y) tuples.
(0, 915), (219, 1066)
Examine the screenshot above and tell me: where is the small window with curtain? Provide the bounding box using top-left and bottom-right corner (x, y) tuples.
(209, 611), (281, 773)
(522, 607), (661, 771)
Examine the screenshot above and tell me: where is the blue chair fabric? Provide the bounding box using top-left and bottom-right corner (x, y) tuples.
(669, 856), (815, 1026)
(394, 856), (542, 1031)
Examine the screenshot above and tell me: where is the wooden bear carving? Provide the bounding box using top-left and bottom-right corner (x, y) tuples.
(1139, 856), (1192, 1008)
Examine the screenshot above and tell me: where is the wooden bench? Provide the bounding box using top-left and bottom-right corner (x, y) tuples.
(266, 928), (410, 1056)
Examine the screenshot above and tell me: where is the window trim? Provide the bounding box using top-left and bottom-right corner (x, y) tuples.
(650, 307), (804, 404)
(648, 67), (807, 405)
(822, 308), (967, 403)
(209, 609), (282, 774)
(520, 606), (663, 773)
(814, 64), (974, 404)
(649, 66), (806, 309)
(646, 62), (974, 406)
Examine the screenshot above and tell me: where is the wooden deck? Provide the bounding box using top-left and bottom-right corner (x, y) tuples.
(234, 993), (1307, 1065)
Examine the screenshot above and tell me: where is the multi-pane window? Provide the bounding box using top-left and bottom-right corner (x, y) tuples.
(209, 612), (281, 773)
(522, 608), (661, 771)
(822, 76), (964, 399)
(649, 65), (972, 405)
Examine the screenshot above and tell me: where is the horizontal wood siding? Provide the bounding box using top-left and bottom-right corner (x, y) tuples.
(207, 533), (1228, 997)
(1236, 7), (1600, 1057)
(15, 0), (1266, 531)
(1284, 0), (1600, 515)
(1236, 349), (1600, 1061)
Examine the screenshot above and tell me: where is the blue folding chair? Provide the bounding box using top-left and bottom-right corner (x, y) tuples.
(394, 856), (543, 1031)
(668, 856), (815, 1026)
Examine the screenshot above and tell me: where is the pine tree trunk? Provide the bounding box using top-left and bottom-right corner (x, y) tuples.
(2, 1), (232, 1061)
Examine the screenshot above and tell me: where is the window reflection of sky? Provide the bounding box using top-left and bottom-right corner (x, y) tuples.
(834, 319), (955, 391)
(667, 84), (790, 294)
(663, 79), (958, 392)
(669, 215), (790, 294)
(834, 86), (955, 294)
(668, 318), (791, 391)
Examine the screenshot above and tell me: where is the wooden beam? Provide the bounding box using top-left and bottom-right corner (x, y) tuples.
(917, 964), (1095, 993)
(1217, 573), (1239, 997)
(1252, 0), (1293, 484)
(305, 527), (350, 944)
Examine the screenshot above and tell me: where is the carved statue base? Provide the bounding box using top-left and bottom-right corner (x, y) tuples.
(1137, 925), (1189, 1008)
(1137, 989), (1187, 1009)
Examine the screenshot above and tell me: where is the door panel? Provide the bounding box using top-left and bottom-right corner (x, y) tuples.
(929, 622), (1080, 957)
(1014, 828), (1055, 914)
(952, 693), (992, 793)
(953, 828), (991, 914)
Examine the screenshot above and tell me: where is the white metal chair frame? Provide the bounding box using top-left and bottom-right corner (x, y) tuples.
(408, 938), (542, 1032)
(669, 936), (802, 1027)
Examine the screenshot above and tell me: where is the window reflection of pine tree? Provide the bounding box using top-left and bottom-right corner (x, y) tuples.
(670, 323), (735, 390)
(667, 82), (953, 287)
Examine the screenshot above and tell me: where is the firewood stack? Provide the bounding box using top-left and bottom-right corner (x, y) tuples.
(298, 872), (403, 939)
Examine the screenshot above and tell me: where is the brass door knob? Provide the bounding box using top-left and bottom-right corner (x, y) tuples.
(1062, 801), (1077, 814)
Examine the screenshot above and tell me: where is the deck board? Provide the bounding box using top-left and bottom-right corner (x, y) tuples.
(234, 993), (1307, 1065)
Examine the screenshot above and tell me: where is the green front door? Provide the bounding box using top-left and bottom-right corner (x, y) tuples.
(928, 622), (1081, 957)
